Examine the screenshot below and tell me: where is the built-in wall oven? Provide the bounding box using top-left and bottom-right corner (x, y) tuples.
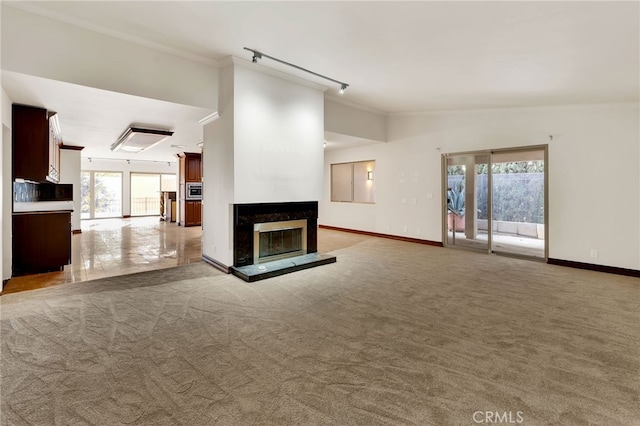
(186, 182), (202, 200)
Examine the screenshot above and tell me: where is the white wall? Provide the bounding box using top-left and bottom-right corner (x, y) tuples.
(60, 148), (82, 231)
(202, 65), (235, 267)
(233, 64), (325, 203)
(1, 88), (12, 282)
(1, 5), (218, 110)
(81, 158), (178, 217)
(320, 102), (640, 271)
(325, 98), (386, 142)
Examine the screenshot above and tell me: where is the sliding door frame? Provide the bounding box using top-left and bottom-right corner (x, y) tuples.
(442, 144), (549, 261)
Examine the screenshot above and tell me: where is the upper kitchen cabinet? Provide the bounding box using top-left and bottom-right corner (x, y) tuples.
(178, 152), (202, 183)
(12, 104), (61, 183)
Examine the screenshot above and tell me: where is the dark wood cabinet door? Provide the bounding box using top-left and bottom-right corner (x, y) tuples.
(186, 156), (201, 182)
(12, 212), (71, 275)
(12, 105), (50, 182)
(184, 201), (202, 227)
(184, 201), (192, 225)
(194, 201), (202, 225)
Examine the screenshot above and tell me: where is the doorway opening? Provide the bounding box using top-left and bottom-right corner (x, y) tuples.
(130, 173), (177, 217)
(443, 146), (548, 260)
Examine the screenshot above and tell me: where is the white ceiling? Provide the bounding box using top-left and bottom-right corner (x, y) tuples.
(2, 71), (213, 162)
(3, 1), (639, 159)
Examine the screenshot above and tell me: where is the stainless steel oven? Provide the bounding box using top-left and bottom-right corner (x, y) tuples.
(186, 182), (202, 200)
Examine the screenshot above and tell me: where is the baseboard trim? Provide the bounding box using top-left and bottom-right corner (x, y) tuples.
(547, 258), (640, 278)
(319, 225), (443, 247)
(72, 230), (82, 234)
(202, 254), (230, 274)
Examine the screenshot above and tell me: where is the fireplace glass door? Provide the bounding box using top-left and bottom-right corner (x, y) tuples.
(259, 228), (303, 260)
(254, 219), (308, 264)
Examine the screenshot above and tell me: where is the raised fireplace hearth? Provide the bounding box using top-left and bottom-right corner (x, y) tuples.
(230, 201), (335, 281)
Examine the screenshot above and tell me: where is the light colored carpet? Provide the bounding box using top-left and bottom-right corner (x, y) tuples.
(1, 233), (639, 425)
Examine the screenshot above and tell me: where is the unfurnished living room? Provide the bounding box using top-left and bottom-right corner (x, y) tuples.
(1, 2), (639, 425)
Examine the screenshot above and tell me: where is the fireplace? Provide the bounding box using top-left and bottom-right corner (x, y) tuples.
(233, 201), (318, 267)
(230, 201), (335, 281)
(254, 219), (307, 264)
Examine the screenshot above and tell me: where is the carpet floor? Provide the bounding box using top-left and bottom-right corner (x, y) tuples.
(1, 234), (639, 425)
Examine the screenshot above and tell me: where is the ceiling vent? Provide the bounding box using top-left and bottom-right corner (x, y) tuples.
(110, 127), (174, 153)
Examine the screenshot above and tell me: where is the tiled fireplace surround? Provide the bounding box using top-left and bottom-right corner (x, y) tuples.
(233, 201), (318, 267)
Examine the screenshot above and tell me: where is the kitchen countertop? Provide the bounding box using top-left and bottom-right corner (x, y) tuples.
(13, 201), (74, 213)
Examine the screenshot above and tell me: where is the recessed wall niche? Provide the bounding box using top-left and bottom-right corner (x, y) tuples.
(330, 160), (375, 204)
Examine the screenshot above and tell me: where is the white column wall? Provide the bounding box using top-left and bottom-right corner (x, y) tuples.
(59, 149), (82, 231)
(202, 65), (235, 267)
(320, 102), (640, 271)
(233, 64), (324, 203)
(201, 61), (325, 269)
(81, 158), (178, 217)
(1, 88), (12, 282)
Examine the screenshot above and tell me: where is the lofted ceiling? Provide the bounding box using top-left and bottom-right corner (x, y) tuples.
(2, 1), (639, 160)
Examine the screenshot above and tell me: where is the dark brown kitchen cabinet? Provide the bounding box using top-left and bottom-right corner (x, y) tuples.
(183, 201), (202, 227)
(12, 104), (61, 183)
(177, 152), (202, 226)
(12, 212), (71, 275)
(180, 200), (202, 227)
(178, 152), (201, 183)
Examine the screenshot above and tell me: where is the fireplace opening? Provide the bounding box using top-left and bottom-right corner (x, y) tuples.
(254, 219), (307, 264)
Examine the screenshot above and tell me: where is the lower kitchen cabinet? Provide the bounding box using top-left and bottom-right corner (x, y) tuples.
(180, 200), (202, 227)
(12, 212), (72, 276)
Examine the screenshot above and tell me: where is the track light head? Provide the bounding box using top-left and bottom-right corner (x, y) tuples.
(339, 84), (348, 94)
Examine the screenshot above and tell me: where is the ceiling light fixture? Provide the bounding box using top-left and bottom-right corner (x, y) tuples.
(244, 47), (349, 94)
(111, 127), (174, 153)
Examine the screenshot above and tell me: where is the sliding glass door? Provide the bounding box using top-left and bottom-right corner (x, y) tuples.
(444, 153), (489, 251)
(490, 148), (546, 258)
(131, 173), (161, 216)
(81, 171), (123, 219)
(443, 146), (547, 260)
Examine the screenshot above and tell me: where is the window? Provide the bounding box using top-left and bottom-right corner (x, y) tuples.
(161, 174), (177, 192)
(331, 160), (375, 203)
(81, 171), (123, 219)
(131, 173), (161, 216)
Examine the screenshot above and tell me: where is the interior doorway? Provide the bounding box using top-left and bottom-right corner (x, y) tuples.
(443, 145), (548, 260)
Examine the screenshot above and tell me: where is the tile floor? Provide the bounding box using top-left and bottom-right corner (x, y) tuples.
(2, 217), (203, 294)
(1, 218), (374, 295)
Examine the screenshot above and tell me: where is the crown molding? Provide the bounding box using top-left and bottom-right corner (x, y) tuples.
(198, 112), (220, 125)
(387, 100), (640, 117)
(7, 3), (220, 67)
